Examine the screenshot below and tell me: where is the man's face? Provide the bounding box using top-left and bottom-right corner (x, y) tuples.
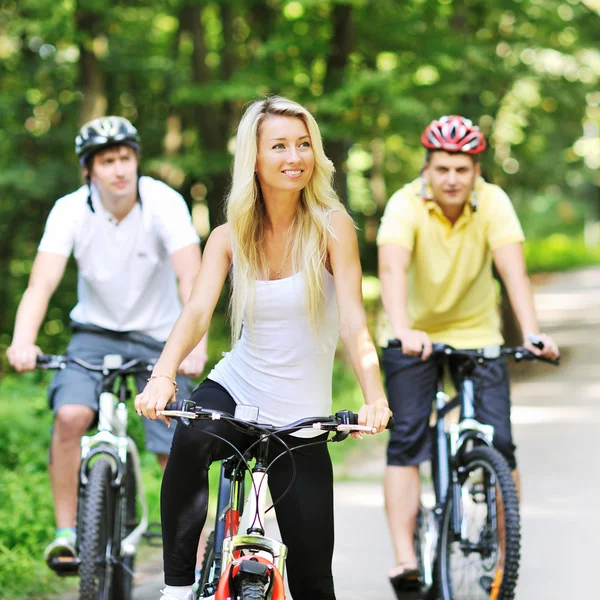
(422, 151), (480, 210)
(87, 145), (138, 201)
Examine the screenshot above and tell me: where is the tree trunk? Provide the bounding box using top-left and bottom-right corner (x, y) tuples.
(323, 4), (353, 204)
(181, 2), (230, 228)
(76, 12), (107, 124)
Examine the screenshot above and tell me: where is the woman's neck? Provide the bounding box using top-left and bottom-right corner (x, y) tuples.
(263, 191), (300, 234)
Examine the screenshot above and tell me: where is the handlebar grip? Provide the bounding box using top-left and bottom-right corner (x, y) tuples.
(164, 399), (195, 413)
(526, 333), (545, 350)
(335, 409), (395, 430)
(36, 354), (66, 369)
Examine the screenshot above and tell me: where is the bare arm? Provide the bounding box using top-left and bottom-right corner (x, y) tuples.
(170, 242), (207, 376)
(7, 252), (68, 371)
(493, 242), (559, 358)
(136, 225), (232, 419)
(378, 244), (432, 358)
(329, 212), (391, 434)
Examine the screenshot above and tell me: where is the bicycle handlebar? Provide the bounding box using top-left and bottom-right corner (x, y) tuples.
(158, 400), (394, 437)
(36, 354), (157, 374)
(387, 339), (559, 366)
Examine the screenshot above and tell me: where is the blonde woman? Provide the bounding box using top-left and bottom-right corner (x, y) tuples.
(135, 96), (391, 600)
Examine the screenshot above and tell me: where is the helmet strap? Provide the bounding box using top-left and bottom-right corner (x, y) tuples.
(85, 174), (95, 213)
(471, 187), (479, 212)
(420, 176), (433, 201)
(137, 167), (142, 207)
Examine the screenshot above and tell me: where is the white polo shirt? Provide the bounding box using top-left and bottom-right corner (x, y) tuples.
(38, 176), (200, 341)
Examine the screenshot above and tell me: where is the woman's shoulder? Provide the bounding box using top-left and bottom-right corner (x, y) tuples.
(326, 207), (354, 232)
(207, 223), (232, 249)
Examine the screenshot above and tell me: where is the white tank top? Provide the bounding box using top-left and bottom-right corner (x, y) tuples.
(208, 269), (338, 436)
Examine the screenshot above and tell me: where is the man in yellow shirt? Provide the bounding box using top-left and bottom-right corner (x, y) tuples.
(377, 116), (559, 595)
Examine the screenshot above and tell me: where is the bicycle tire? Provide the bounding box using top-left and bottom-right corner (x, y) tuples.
(238, 575), (267, 600)
(197, 530), (216, 596)
(113, 461), (137, 599)
(438, 446), (520, 600)
(79, 459), (117, 600)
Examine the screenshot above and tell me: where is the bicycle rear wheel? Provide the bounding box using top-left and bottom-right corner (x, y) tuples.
(438, 446), (520, 600)
(79, 459), (118, 600)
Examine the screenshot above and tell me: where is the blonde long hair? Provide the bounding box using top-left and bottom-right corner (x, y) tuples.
(227, 96), (345, 345)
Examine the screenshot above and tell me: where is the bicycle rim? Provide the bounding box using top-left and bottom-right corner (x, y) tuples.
(438, 447), (520, 600)
(79, 459), (117, 600)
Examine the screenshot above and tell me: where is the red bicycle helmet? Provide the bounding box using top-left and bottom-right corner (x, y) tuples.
(421, 115), (486, 155)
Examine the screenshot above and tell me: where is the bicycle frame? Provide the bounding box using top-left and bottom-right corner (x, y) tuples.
(418, 352), (495, 589)
(79, 387), (149, 557)
(171, 407), (380, 600)
(431, 357), (495, 509)
(39, 353), (152, 578)
(215, 436), (288, 600)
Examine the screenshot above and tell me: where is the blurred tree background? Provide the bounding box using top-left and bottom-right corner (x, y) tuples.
(1, 0), (599, 361)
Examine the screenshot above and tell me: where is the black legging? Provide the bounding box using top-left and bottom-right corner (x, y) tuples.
(161, 379), (336, 599)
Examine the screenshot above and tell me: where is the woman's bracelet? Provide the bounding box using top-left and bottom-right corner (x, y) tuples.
(147, 373), (179, 394)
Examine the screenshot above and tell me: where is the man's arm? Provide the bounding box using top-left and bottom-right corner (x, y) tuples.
(170, 242), (208, 376)
(493, 242), (559, 359)
(7, 252), (68, 371)
(378, 244), (432, 359)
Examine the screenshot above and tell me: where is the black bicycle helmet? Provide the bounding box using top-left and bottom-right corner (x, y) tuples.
(75, 116), (140, 167)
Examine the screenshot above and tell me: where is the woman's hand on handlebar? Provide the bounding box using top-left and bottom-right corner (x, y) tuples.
(135, 378), (177, 424)
(355, 400), (392, 438)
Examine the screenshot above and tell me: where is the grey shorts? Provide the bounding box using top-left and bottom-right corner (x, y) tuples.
(48, 322), (195, 455)
(382, 346), (517, 470)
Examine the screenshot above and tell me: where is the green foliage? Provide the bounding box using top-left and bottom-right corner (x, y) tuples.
(2, 0), (599, 355)
(0, 374), (63, 599)
(525, 234), (600, 273)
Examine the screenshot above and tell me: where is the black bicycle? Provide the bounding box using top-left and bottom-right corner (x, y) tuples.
(387, 340), (559, 600)
(38, 353), (160, 600)
(158, 401), (390, 600)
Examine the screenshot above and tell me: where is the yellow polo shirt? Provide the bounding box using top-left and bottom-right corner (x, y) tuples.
(377, 177), (525, 348)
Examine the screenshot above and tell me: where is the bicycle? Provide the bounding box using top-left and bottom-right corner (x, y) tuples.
(386, 339), (559, 600)
(158, 400), (390, 600)
(38, 353), (160, 600)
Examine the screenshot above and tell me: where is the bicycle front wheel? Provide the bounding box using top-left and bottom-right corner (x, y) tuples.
(113, 460), (137, 599)
(79, 459), (117, 600)
(238, 576), (267, 600)
(438, 446), (520, 600)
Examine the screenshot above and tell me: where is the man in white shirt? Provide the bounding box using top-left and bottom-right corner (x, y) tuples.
(6, 116), (207, 566)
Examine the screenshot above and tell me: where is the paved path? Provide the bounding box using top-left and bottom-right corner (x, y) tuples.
(69, 268), (600, 599)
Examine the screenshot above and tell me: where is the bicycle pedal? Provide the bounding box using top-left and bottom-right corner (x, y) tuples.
(49, 556), (81, 577)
